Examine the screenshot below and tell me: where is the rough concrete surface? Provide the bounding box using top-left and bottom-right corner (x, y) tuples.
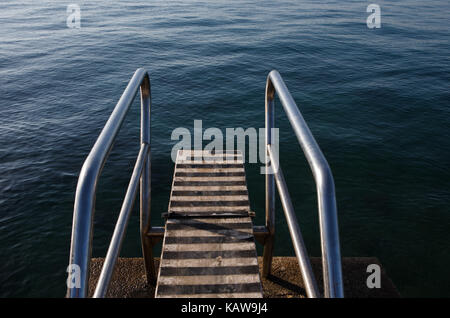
(89, 257), (400, 298)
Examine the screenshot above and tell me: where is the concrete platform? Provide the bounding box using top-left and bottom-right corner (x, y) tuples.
(89, 257), (400, 298)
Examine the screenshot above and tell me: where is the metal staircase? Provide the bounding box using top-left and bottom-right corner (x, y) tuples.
(67, 68), (344, 298)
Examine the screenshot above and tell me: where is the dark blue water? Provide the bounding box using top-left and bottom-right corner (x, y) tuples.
(1, 0), (449, 297)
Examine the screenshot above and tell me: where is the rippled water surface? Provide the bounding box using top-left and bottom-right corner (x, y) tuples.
(0, 0), (449, 297)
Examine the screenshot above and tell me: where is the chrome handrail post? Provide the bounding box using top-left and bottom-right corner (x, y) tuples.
(93, 144), (150, 297)
(262, 78), (276, 278)
(265, 70), (344, 298)
(317, 170), (342, 297)
(139, 73), (156, 283)
(67, 69), (152, 297)
(140, 73), (151, 231)
(267, 145), (319, 298)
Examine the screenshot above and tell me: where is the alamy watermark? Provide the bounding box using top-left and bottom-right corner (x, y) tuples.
(66, 4), (81, 29)
(366, 264), (381, 288)
(66, 4), (380, 30)
(366, 4), (381, 29)
(66, 264), (81, 289)
(171, 120), (279, 174)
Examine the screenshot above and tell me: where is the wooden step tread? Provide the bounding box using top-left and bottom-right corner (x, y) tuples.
(155, 150), (263, 298)
(168, 150), (251, 218)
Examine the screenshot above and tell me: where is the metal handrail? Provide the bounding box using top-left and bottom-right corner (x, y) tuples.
(263, 70), (344, 298)
(93, 143), (149, 297)
(67, 68), (152, 298)
(267, 145), (319, 298)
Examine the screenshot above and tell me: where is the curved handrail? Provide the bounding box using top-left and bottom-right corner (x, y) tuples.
(265, 70), (344, 298)
(67, 68), (151, 298)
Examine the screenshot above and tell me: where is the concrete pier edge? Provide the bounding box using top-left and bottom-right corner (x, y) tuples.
(89, 257), (400, 298)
